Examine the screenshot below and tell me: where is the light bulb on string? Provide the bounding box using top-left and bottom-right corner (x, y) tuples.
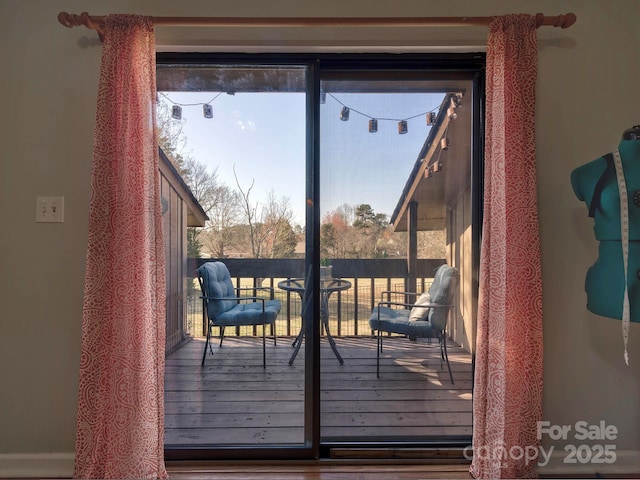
(447, 95), (461, 119)
(327, 92), (446, 134)
(159, 91), (225, 122)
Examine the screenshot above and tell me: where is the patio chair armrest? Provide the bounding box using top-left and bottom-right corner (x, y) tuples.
(379, 290), (422, 302)
(377, 300), (452, 310)
(200, 295), (242, 301)
(235, 296), (267, 303)
(377, 300), (422, 310)
(236, 286), (275, 294)
(200, 295), (267, 304)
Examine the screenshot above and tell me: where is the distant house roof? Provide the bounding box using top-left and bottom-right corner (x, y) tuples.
(158, 147), (209, 227)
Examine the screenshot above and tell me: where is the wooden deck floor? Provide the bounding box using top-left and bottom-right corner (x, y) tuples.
(165, 335), (473, 446)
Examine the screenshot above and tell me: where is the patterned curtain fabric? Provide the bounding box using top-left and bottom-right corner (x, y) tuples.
(73, 15), (167, 479)
(470, 14), (543, 479)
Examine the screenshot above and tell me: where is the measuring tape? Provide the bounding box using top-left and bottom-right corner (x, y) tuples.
(612, 148), (631, 366)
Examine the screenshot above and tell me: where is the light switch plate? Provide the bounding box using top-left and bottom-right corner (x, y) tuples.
(36, 196), (64, 223)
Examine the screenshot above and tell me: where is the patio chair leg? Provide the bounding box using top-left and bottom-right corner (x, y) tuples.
(262, 324), (267, 368)
(219, 326), (226, 347)
(272, 324), (277, 346)
(376, 330), (381, 378)
(202, 323), (213, 366)
(442, 335), (454, 384)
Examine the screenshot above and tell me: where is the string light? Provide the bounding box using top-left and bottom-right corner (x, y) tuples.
(158, 91), (462, 137)
(424, 161), (443, 178)
(425, 124), (450, 178)
(447, 94), (462, 119)
(327, 92), (444, 135)
(159, 92), (224, 120)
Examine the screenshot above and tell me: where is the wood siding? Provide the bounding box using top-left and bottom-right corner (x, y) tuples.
(162, 170), (188, 354)
(446, 185), (475, 354)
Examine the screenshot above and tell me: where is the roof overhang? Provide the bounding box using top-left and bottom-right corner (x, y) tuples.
(158, 148), (209, 227)
(390, 90), (471, 232)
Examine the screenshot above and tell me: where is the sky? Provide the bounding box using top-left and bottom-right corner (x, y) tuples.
(160, 90), (444, 226)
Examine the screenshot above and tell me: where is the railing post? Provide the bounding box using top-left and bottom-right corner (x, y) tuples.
(406, 201), (418, 299)
(353, 277), (359, 336)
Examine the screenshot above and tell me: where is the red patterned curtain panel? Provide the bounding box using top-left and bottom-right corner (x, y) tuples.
(73, 15), (167, 479)
(470, 14), (543, 479)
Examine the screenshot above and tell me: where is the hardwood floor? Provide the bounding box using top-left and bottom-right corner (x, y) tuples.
(166, 462), (474, 479)
(165, 335), (473, 446)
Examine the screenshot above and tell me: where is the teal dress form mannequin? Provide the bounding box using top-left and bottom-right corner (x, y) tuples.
(571, 127), (640, 323)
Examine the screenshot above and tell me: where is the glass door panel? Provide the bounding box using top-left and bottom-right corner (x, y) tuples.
(157, 64), (309, 449)
(318, 72), (475, 443)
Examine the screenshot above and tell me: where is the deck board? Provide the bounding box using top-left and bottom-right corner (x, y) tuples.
(165, 335), (473, 446)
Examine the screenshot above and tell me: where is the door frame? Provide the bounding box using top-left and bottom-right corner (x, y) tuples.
(158, 52), (485, 461)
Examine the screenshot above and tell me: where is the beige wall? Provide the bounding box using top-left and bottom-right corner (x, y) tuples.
(1, 0), (639, 474)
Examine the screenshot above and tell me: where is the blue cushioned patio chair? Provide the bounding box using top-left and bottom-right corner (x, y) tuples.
(368, 264), (459, 383)
(197, 261), (281, 368)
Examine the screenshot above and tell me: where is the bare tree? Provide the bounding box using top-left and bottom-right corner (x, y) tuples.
(418, 230), (446, 258)
(201, 185), (243, 258)
(234, 168), (263, 257)
(234, 166), (295, 258)
(263, 191), (295, 258)
(157, 97), (188, 172)
(181, 156), (220, 214)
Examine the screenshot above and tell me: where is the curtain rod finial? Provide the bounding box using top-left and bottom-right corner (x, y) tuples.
(536, 12), (577, 29)
(58, 11), (105, 42)
(561, 13), (577, 28)
(57, 11), (74, 28)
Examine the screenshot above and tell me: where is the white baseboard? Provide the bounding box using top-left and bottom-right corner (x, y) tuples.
(0, 453), (74, 478)
(0, 450), (637, 478)
(537, 449), (640, 475)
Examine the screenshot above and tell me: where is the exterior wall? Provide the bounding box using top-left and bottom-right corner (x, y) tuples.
(446, 185), (475, 354)
(160, 170), (189, 355)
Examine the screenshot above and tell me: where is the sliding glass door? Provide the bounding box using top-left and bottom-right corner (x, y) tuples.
(157, 53), (482, 460)
(318, 68), (478, 448)
(157, 63), (312, 457)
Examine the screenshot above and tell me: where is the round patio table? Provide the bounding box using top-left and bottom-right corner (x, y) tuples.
(277, 277), (351, 365)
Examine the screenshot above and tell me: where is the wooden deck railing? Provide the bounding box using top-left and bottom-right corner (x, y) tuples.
(186, 257), (445, 338)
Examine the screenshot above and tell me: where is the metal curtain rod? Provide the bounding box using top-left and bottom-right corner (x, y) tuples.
(58, 11), (576, 42)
